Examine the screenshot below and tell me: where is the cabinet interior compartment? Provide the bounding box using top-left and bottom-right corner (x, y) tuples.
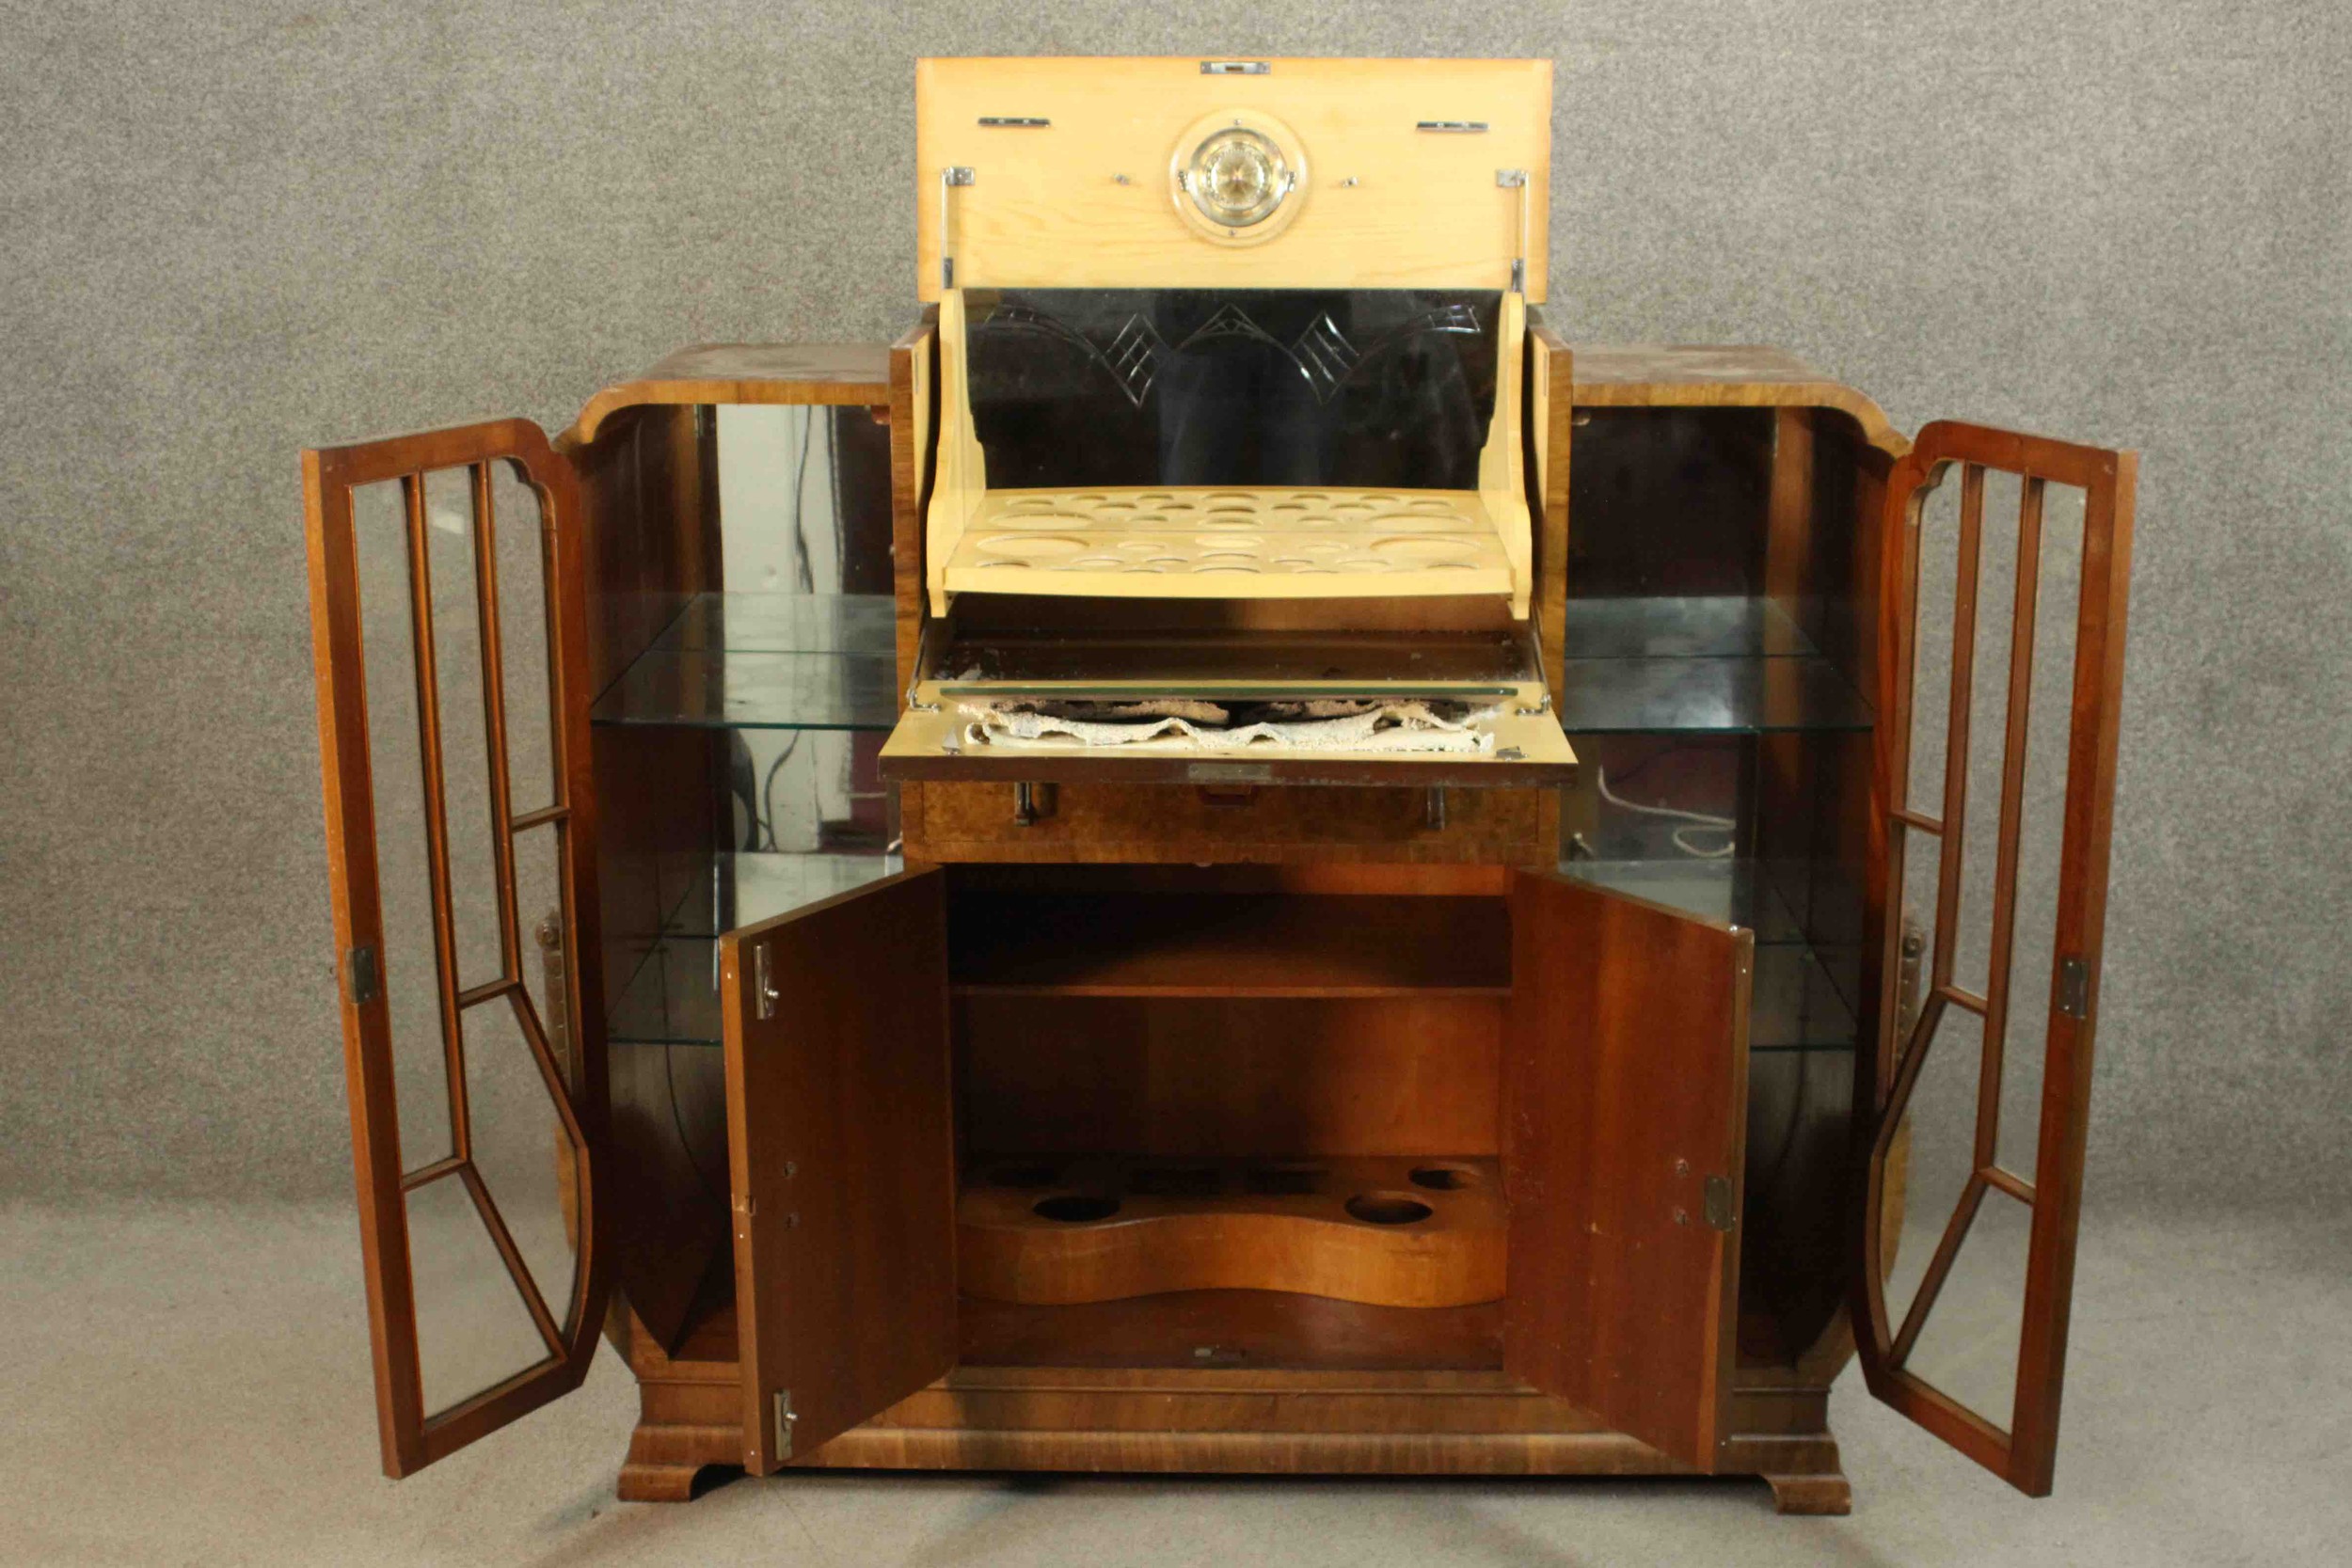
(946, 863), (1515, 1371)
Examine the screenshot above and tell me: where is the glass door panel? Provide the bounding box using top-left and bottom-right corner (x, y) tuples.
(306, 419), (608, 1475)
(1856, 421), (2136, 1496)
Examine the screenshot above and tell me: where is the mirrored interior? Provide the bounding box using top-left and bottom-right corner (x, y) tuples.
(964, 289), (1501, 490)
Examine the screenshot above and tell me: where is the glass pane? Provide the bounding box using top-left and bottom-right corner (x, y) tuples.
(1905, 1184), (2032, 1421)
(422, 467), (505, 990)
(1553, 653), (1871, 735)
(963, 288), (1501, 491)
(1907, 469), (1963, 814)
(589, 645), (899, 731)
(514, 821), (573, 1082)
(1995, 481), (2086, 1183)
(353, 479), (451, 1173)
(1883, 1006), (1987, 1337)
(405, 1171), (549, 1415)
(462, 992), (579, 1330)
(491, 461), (557, 817)
(1950, 468), (2025, 998)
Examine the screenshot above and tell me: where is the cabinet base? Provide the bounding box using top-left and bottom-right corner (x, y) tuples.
(615, 1388), (1851, 1513)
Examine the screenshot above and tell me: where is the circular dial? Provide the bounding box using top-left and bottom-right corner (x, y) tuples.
(1185, 128), (1291, 228)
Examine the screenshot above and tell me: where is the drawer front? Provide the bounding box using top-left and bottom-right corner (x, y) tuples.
(902, 779), (1559, 864)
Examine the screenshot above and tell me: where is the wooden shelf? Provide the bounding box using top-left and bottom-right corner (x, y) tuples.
(947, 893), (1511, 997)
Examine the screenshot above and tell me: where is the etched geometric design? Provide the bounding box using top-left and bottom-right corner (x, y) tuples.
(1175, 304), (1287, 356)
(1290, 315), (1360, 403)
(978, 303), (1166, 409)
(975, 298), (1485, 409)
(1104, 315), (1166, 408)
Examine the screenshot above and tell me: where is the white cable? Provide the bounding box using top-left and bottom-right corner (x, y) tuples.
(1594, 763), (1738, 859)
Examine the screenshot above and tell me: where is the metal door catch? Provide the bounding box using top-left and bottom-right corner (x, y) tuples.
(755, 942), (779, 1021)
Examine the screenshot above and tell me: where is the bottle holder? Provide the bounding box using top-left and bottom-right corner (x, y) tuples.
(957, 1155), (1505, 1307)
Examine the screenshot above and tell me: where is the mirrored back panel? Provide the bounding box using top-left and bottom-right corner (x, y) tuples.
(965, 289), (1502, 491)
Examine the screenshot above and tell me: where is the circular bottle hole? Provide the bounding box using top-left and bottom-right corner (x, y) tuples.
(988, 1162), (1063, 1190)
(1033, 1194), (1121, 1223)
(1408, 1164), (1481, 1192)
(1345, 1192), (1434, 1226)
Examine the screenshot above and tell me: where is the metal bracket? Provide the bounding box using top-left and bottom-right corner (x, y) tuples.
(1703, 1176), (1736, 1232)
(773, 1388), (797, 1459)
(754, 942), (779, 1021)
(940, 166), (976, 289)
(1496, 169), (1531, 294)
(343, 944), (381, 1006)
(2057, 957), (2090, 1020)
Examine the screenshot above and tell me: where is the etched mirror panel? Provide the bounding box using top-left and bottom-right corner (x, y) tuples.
(964, 288), (1500, 490)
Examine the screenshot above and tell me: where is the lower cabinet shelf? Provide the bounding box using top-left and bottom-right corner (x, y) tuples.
(959, 1155), (1505, 1308)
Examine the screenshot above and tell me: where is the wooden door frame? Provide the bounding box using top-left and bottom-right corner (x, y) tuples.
(305, 419), (611, 1475)
(1853, 420), (2136, 1495)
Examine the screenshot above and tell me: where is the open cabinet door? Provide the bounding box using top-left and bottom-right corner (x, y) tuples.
(304, 420), (610, 1476)
(1855, 421), (2136, 1495)
(722, 870), (959, 1471)
(1505, 871), (1755, 1471)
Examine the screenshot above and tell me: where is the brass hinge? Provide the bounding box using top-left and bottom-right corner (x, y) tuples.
(754, 942), (779, 1022)
(2057, 957), (2090, 1020)
(343, 944), (380, 1006)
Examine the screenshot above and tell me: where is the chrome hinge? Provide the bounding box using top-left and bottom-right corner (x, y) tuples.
(754, 942), (779, 1021)
(773, 1388), (797, 1459)
(2057, 957), (2090, 1020)
(1703, 1176), (1736, 1232)
(1201, 59), (1268, 74)
(940, 166), (976, 289)
(977, 117), (1049, 128)
(1418, 119), (1489, 134)
(343, 944), (380, 1006)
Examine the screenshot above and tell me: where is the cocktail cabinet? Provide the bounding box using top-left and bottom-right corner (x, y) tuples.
(303, 56), (2136, 1513)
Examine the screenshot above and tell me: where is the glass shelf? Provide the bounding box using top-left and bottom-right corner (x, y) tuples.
(1561, 856), (1859, 1053)
(606, 849), (903, 1047)
(1553, 596), (1872, 735)
(591, 594), (898, 732)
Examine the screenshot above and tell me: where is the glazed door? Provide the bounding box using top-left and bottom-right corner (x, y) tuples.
(722, 869), (959, 1471)
(1504, 870), (1755, 1471)
(1855, 421), (2137, 1495)
(304, 420), (610, 1476)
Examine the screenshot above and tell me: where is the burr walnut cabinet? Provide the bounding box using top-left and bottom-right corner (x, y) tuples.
(302, 56), (2137, 1514)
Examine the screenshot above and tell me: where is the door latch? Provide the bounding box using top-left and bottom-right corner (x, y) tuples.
(754, 942), (779, 1022)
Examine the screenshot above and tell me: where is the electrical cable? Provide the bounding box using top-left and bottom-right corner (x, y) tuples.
(1594, 763), (1738, 859)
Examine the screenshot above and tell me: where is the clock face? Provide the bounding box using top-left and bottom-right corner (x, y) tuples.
(1168, 110), (1309, 245)
(1186, 128), (1290, 228)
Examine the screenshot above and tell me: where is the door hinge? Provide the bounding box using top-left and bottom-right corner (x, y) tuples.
(773, 1387), (797, 1459)
(2057, 957), (2090, 1020)
(1702, 1176), (1736, 1232)
(754, 942), (779, 1022)
(343, 944), (380, 1006)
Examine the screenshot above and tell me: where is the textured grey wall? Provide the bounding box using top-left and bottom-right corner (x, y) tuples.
(3, 1), (2345, 1210)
